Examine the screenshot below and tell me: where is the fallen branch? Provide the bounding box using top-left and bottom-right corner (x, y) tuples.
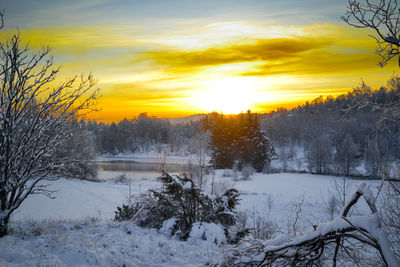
(230, 183), (399, 267)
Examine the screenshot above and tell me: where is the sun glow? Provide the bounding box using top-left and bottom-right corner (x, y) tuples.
(192, 77), (261, 114)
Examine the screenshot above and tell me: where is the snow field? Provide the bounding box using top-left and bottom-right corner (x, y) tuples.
(1, 169), (381, 266)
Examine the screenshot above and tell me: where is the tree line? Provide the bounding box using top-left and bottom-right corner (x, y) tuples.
(78, 112), (202, 156)
(262, 77), (400, 177)
(77, 77), (400, 179)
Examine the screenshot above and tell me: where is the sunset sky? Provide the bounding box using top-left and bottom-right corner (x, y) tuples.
(2, 0), (399, 122)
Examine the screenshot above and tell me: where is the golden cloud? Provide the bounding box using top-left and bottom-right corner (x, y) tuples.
(139, 37), (331, 70)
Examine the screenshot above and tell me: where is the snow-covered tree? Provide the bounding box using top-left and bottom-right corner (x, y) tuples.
(308, 134), (332, 174)
(0, 18), (100, 237)
(53, 120), (98, 180)
(335, 133), (361, 176)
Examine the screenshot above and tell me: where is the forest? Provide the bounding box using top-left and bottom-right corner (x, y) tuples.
(75, 76), (400, 179)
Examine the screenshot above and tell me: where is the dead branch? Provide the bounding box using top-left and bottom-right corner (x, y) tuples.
(230, 183), (399, 267)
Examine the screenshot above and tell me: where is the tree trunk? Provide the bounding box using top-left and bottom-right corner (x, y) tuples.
(0, 181), (6, 211)
(0, 215), (8, 238)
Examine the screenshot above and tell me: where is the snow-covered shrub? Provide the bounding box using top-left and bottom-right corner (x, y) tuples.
(251, 215), (277, 240)
(222, 169), (232, 177)
(232, 161), (240, 181)
(233, 210), (277, 241)
(115, 194), (170, 230)
(322, 194), (339, 220)
(212, 177), (236, 196)
(188, 222), (226, 245)
(114, 204), (135, 221)
(226, 211), (251, 244)
(8, 218), (76, 238)
(159, 218), (177, 236)
(112, 174), (129, 184)
(240, 164), (255, 180)
(115, 171), (241, 241)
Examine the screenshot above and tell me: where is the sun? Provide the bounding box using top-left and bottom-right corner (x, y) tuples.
(192, 77), (260, 114)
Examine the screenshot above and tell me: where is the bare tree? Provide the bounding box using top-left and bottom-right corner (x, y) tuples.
(230, 183), (399, 266)
(0, 13), (100, 237)
(342, 0), (400, 67)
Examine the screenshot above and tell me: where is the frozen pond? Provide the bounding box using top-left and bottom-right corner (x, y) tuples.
(96, 160), (184, 172)
(95, 153), (197, 173)
(98, 170), (162, 181)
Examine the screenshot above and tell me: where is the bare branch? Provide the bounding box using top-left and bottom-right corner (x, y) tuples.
(229, 183), (399, 266)
(342, 0), (400, 67)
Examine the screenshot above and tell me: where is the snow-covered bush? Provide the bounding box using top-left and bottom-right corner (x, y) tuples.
(234, 210), (277, 241)
(188, 222), (227, 245)
(115, 171), (241, 241)
(222, 170), (232, 177)
(212, 177), (236, 196)
(112, 174), (129, 184)
(240, 164), (255, 180)
(114, 204), (135, 221)
(115, 193), (169, 230)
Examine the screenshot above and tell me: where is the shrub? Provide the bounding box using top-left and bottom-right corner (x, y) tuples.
(240, 164), (255, 180)
(115, 171), (241, 241)
(112, 174), (129, 184)
(114, 204), (135, 221)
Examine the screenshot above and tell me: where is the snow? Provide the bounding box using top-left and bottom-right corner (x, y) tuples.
(159, 218), (177, 236)
(12, 171), (379, 223)
(182, 181), (191, 190)
(0, 168), (384, 266)
(188, 222), (227, 245)
(12, 177), (161, 220)
(0, 220), (223, 267)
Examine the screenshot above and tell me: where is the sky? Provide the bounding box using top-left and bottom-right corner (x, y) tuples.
(2, 0), (399, 122)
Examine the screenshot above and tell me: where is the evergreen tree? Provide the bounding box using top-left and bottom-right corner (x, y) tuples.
(207, 111), (274, 171)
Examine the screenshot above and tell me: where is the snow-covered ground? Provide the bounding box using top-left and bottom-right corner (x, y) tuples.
(0, 220), (223, 266)
(1, 169), (381, 266)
